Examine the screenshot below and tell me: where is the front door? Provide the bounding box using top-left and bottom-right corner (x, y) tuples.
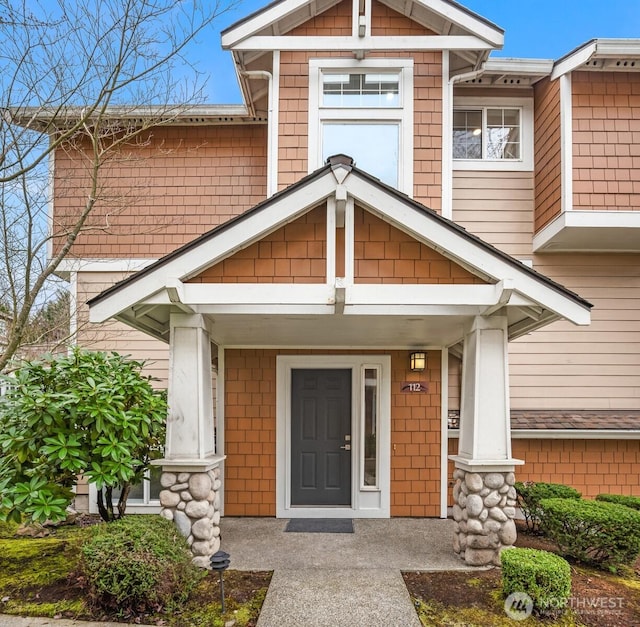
(290, 369), (351, 506)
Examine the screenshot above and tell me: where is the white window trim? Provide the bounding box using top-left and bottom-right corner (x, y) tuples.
(88, 473), (161, 515)
(308, 58), (414, 193)
(453, 97), (534, 172)
(276, 354), (391, 518)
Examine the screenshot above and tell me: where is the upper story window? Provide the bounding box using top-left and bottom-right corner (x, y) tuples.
(322, 73), (400, 107)
(309, 59), (413, 192)
(452, 98), (533, 171)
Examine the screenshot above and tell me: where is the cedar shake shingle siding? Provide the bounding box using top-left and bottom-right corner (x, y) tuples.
(188, 206), (327, 284)
(277, 0), (442, 208)
(224, 349), (443, 517)
(572, 71), (640, 211)
(53, 125), (267, 258)
(354, 207), (485, 284)
(534, 77), (562, 231)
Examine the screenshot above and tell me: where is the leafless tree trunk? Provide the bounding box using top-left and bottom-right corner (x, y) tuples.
(0, 0), (234, 371)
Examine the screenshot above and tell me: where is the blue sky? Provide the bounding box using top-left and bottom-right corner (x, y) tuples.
(199, 0), (640, 103)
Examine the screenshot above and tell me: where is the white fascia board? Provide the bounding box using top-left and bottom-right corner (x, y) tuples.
(178, 283), (334, 306)
(533, 210), (640, 252)
(231, 35), (494, 51)
(448, 429), (640, 440)
(417, 0), (503, 47)
(57, 258), (158, 273)
(347, 283), (500, 306)
(89, 171), (336, 322)
(553, 39), (640, 79)
(483, 58), (553, 76)
(345, 175), (591, 326)
(222, 0), (324, 48)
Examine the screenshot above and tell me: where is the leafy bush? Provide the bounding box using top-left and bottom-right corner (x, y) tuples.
(0, 349), (167, 523)
(515, 482), (581, 532)
(596, 493), (640, 511)
(502, 548), (571, 616)
(540, 497), (640, 571)
(81, 516), (203, 615)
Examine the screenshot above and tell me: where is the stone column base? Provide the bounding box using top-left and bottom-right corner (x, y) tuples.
(159, 467), (222, 568)
(452, 468), (517, 566)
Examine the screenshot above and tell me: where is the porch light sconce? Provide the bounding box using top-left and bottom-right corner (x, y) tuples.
(410, 351), (427, 372)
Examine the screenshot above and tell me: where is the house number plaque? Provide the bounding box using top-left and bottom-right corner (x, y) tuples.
(401, 381), (428, 393)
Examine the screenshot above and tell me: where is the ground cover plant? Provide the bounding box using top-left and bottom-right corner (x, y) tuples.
(0, 516), (270, 626)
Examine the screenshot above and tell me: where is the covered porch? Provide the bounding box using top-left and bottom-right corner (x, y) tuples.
(88, 156), (591, 567)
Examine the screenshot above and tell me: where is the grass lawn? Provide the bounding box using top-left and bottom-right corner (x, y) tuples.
(0, 519), (270, 626)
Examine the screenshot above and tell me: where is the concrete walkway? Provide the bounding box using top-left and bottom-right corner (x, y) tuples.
(220, 517), (479, 627)
(0, 517), (478, 627)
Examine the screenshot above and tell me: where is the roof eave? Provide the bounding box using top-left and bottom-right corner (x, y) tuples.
(551, 38), (640, 80)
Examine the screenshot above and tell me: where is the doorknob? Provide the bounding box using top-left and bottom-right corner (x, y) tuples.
(340, 444), (351, 451)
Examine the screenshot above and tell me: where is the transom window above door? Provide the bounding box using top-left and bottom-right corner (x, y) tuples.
(308, 59), (414, 192)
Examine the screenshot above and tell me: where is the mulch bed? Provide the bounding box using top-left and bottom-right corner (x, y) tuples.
(403, 521), (640, 626)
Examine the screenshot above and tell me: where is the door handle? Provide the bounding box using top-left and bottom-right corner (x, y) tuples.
(340, 444), (351, 451)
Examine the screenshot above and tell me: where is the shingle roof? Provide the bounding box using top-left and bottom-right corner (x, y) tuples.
(448, 410), (640, 431)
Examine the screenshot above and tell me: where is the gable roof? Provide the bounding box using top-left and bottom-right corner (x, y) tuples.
(88, 155), (591, 346)
(551, 38), (640, 79)
(222, 0), (504, 112)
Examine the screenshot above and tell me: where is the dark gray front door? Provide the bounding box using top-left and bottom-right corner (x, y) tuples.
(290, 369), (351, 506)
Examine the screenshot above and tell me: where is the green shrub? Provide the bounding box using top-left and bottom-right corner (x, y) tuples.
(502, 548), (571, 616)
(515, 482), (581, 533)
(596, 493), (640, 511)
(540, 497), (640, 571)
(81, 515), (203, 615)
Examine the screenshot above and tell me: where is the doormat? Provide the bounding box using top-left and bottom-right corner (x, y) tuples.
(285, 518), (354, 533)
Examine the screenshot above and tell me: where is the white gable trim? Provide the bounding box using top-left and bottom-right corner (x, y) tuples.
(89, 170), (336, 322)
(89, 163), (590, 333)
(222, 0), (503, 49)
(229, 35), (494, 52)
(343, 175), (590, 326)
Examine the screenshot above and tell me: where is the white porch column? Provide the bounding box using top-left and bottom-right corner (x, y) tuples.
(449, 315), (523, 566)
(154, 313), (225, 568)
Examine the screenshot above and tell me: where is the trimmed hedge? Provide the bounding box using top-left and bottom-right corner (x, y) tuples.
(596, 493), (640, 511)
(502, 548), (571, 616)
(81, 515), (203, 614)
(540, 497), (640, 571)
(515, 482), (581, 533)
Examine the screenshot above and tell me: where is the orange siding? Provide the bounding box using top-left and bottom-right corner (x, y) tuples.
(534, 77), (562, 231)
(354, 207), (486, 284)
(448, 438), (640, 503)
(54, 125), (267, 258)
(277, 1), (442, 209)
(224, 349), (442, 517)
(390, 350), (441, 517)
(572, 71), (640, 211)
(188, 205), (326, 284)
(512, 439), (640, 499)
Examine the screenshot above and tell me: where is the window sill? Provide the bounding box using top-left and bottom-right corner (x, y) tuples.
(453, 159), (532, 172)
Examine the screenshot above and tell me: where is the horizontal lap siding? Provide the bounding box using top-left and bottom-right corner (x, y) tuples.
(76, 272), (169, 384)
(54, 125), (267, 258)
(509, 254), (640, 409)
(452, 171), (534, 258)
(534, 77), (562, 231)
(572, 71), (640, 211)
